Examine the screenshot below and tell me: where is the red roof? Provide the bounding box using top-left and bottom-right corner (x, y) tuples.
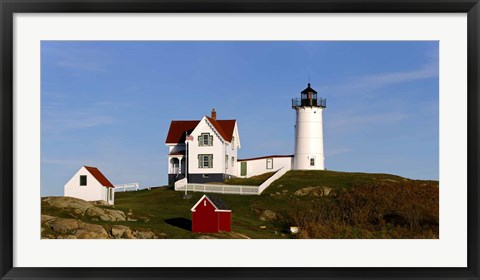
(237, 155), (294, 162)
(84, 166), (114, 188)
(165, 121), (200, 144)
(191, 194), (231, 212)
(206, 117), (236, 142)
(165, 118), (236, 144)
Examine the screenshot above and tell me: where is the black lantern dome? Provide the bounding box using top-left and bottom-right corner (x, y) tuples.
(292, 83), (326, 108)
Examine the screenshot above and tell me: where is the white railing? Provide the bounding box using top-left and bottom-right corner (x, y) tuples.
(174, 178), (188, 190)
(258, 166), (291, 194)
(169, 167), (180, 174)
(173, 166), (290, 195)
(114, 182), (140, 192)
(175, 182), (259, 195)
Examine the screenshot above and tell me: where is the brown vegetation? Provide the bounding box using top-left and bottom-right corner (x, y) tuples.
(283, 181), (439, 239)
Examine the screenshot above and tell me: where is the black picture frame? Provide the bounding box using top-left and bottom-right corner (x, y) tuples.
(1, 1), (479, 279)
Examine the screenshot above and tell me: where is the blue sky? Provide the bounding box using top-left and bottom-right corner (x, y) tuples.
(41, 41), (439, 196)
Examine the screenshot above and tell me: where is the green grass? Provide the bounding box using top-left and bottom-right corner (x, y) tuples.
(114, 170), (436, 238)
(223, 172), (275, 186)
(264, 170), (415, 194)
(43, 170), (438, 239)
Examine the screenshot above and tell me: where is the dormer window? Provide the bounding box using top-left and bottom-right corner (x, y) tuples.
(198, 133), (213, 146)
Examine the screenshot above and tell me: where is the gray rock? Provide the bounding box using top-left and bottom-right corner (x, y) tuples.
(45, 218), (84, 234)
(85, 206), (126, 222)
(43, 196), (126, 222)
(43, 196), (92, 213)
(294, 186), (332, 197)
(75, 223), (109, 239)
(111, 225), (136, 239)
(135, 231), (156, 239)
(41, 215), (57, 223)
(322, 186), (332, 196)
(91, 200), (109, 206)
(259, 210), (278, 221)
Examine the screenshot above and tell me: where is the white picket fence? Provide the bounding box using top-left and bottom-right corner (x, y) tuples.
(175, 182), (259, 195)
(174, 166), (291, 195)
(114, 182), (140, 192)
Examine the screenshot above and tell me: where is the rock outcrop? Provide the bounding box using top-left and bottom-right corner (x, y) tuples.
(41, 196), (166, 239)
(294, 186), (333, 197)
(111, 225), (136, 239)
(259, 209), (278, 221)
(43, 216), (109, 239)
(43, 196), (126, 221)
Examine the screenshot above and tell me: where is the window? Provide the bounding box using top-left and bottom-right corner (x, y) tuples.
(266, 158), (273, 169)
(310, 158), (315, 166)
(198, 154), (213, 168)
(225, 155), (228, 169)
(202, 134), (209, 146)
(231, 157), (234, 167)
(198, 133), (213, 146)
(80, 175), (87, 186)
(231, 136), (235, 150)
(108, 188), (113, 201)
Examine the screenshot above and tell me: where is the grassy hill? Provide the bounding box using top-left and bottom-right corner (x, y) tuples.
(108, 170), (438, 239)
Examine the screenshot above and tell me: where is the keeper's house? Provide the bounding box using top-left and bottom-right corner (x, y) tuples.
(165, 109), (240, 185)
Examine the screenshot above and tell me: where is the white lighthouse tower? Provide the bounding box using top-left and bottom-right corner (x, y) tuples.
(292, 83), (326, 170)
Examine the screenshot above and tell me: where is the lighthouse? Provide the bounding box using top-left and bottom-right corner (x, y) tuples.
(292, 83), (326, 170)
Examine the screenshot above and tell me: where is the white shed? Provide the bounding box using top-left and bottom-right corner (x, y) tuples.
(64, 166), (115, 205)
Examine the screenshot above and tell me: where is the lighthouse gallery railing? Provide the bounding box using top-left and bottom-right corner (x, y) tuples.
(292, 97), (326, 108)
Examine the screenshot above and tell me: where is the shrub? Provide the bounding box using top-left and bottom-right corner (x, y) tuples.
(282, 181), (438, 238)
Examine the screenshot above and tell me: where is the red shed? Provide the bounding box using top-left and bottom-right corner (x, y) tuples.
(191, 194), (231, 233)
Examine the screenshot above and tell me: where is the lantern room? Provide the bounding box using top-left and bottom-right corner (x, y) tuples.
(292, 83), (326, 108)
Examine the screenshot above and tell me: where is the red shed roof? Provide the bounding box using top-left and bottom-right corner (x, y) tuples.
(191, 194), (231, 212)
(84, 166), (114, 188)
(165, 117), (236, 144)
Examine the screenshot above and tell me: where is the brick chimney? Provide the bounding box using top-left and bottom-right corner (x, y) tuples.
(211, 108), (217, 120)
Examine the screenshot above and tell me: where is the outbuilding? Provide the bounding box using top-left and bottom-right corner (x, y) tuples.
(191, 194), (231, 233)
(64, 165), (115, 205)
